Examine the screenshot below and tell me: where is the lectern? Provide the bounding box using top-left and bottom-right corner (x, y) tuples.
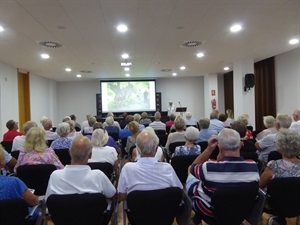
(176, 107), (187, 116)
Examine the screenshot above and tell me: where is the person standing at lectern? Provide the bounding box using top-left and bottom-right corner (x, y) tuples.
(167, 101), (175, 116)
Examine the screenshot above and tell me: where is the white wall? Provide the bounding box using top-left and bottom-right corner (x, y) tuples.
(0, 62), (19, 137)
(30, 74), (58, 125)
(157, 77), (205, 121)
(56, 81), (100, 126)
(275, 47), (300, 115)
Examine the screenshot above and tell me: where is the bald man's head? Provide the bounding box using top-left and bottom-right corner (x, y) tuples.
(69, 136), (92, 164)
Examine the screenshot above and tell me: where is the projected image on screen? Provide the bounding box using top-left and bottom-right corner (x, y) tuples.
(101, 80), (156, 113)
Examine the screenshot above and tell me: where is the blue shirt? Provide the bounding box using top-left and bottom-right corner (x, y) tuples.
(0, 175), (27, 200)
(119, 126), (132, 139)
(197, 129), (218, 143)
(50, 137), (72, 149)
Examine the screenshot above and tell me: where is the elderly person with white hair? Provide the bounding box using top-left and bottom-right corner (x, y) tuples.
(50, 122), (72, 149)
(67, 120), (82, 140)
(149, 112), (166, 131)
(185, 112), (198, 127)
(103, 116), (120, 135)
(197, 117), (218, 143)
(88, 128), (118, 170)
(117, 127), (182, 201)
(173, 127), (201, 157)
(256, 115), (277, 140)
(103, 112), (121, 130)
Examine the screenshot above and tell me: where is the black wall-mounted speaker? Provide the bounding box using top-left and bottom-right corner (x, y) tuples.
(244, 73), (255, 91)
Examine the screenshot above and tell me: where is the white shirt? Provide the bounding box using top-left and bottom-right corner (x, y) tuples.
(257, 133), (277, 163)
(45, 165), (116, 199)
(167, 104), (176, 116)
(88, 146), (118, 165)
(117, 157), (182, 194)
(45, 130), (60, 140)
(11, 135), (26, 152)
(135, 146), (163, 162)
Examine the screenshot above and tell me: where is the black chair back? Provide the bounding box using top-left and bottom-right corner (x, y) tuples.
(17, 164), (56, 195)
(1, 141), (13, 153)
(47, 139), (54, 147)
(126, 187), (182, 225)
(265, 177), (300, 218)
(171, 155), (198, 184)
(54, 148), (71, 165)
(11, 150), (20, 160)
(108, 132), (119, 141)
(88, 162), (114, 180)
(267, 151), (282, 162)
(203, 182), (258, 225)
(0, 199), (28, 225)
(157, 133), (168, 147)
(47, 193), (109, 225)
(169, 141), (185, 155)
(198, 141), (208, 151)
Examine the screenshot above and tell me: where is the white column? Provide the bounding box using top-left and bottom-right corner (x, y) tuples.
(204, 73), (218, 118)
(233, 58), (256, 129)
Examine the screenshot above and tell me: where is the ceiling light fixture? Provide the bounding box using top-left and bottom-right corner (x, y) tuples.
(0, 26), (4, 32)
(122, 53), (129, 59)
(230, 24), (242, 32)
(124, 67), (130, 71)
(65, 68), (71, 72)
(289, 38), (299, 45)
(117, 24), (128, 32)
(196, 52), (204, 58)
(224, 67), (230, 71)
(172, 73), (177, 76)
(76, 74), (82, 78)
(41, 54), (50, 59)
(125, 74), (130, 77)
(180, 66), (186, 70)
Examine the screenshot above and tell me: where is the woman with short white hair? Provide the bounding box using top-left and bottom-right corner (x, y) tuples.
(50, 122), (72, 149)
(256, 115), (277, 140)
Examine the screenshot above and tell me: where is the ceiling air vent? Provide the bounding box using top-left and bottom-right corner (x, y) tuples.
(38, 41), (62, 48)
(161, 69), (172, 72)
(80, 70), (92, 73)
(181, 40), (204, 48)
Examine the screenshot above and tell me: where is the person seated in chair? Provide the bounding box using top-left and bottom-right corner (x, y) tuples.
(50, 122), (73, 150)
(41, 118), (59, 141)
(231, 121), (256, 154)
(149, 112), (166, 131)
(119, 115), (134, 139)
(2, 120), (23, 142)
(184, 112), (198, 127)
(196, 117), (218, 143)
(139, 112), (152, 127)
(173, 127), (200, 157)
(186, 128), (259, 225)
(12, 121), (37, 152)
(45, 136), (116, 200)
(165, 116), (186, 151)
(103, 116), (120, 135)
(256, 115), (276, 141)
(118, 128), (182, 201)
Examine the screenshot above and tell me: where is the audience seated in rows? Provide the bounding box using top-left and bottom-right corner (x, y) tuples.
(165, 116), (186, 151)
(103, 112), (121, 130)
(149, 112), (166, 131)
(173, 127), (200, 157)
(187, 128), (259, 225)
(42, 118), (59, 141)
(88, 128), (118, 171)
(12, 121), (37, 152)
(231, 121), (256, 154)
(259, 129), (300, 189)
(45, 136), (116, 200)
(2, 120), (23, 142)
(185, 112), (198, 127)
(139, 112), (152, 126)
(133, 113), (145, 132)
(117, 128), (182, 201)
(256, 115), (276, 141)
(255, 114), (292, 164)
(14, 127), (64, 172)
(208, 110), (224, 133)
(196, 117), (218, 143)
(119, 115), (134, 139)
(50, 122), (73, 150)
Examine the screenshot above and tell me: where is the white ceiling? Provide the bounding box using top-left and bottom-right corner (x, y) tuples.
(0, 0), (299, 82)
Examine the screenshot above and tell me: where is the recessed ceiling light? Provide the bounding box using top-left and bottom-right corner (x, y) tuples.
(289, 38), (299, 45)
(65, 68), (71, 72)
(41, 53), (50, 59)
(224, 67), (230, 71)
(230, 24), (242, 32)
(124, 67), (130, 71)
(117, 24), (128, 32)
(196, 52), (204, 58)
(172, 73), (177, 76)
(0, 26), (4, 32)
(76, 74), (82, 78)
(180, 66), (186, 70)
(122, 53), (129, 59)
(125, 74), (130, 77)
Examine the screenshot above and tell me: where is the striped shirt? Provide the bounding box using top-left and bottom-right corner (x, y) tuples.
(149, 121), (166, 131)
(191, 156), (259, 217)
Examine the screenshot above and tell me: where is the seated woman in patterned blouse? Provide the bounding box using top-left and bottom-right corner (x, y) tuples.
(173, 126), (201, 157)
(259, 128), (300, 188)
(14, 127), (64, 172)
(50, 122), (72, 149)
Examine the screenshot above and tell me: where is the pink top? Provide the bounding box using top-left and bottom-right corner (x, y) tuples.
(14, 147), (64, 172)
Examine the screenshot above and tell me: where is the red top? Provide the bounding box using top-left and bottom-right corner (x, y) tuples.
(2, 130), (23, 142)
